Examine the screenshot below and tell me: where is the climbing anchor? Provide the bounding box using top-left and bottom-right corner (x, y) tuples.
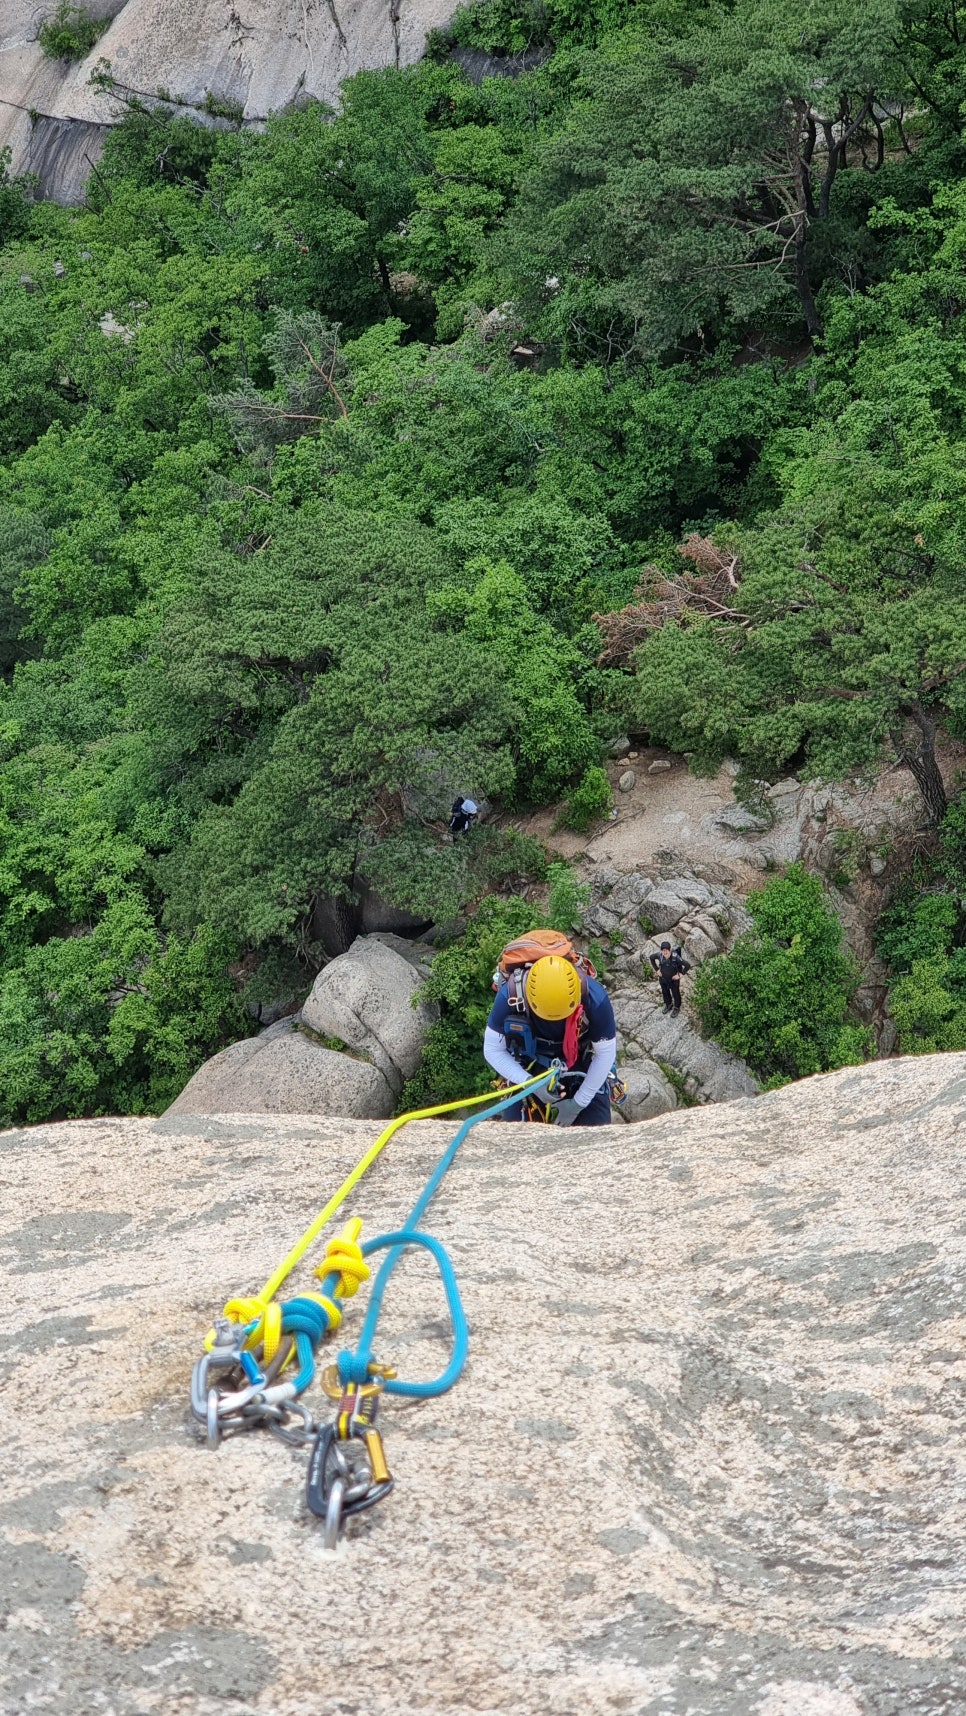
(189, 1070), (557, 1544)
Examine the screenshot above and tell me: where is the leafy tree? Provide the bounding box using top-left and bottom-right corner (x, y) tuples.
(0, 903), (247, 1124)
(505, 0), (906, 357)
(0, 148), (34, 249)
(693, 866), (872, 1086)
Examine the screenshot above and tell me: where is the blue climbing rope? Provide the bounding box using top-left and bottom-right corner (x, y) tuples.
(336, 1071), (556, 1399)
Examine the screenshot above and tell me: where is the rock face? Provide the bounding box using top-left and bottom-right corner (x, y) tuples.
(164, 1020), (394, 1117)
(612, 985), (759, 1105)
(1, 0), (455, 201)
(615, 1053), (678, 1121)
(4, 1053), (966, 1713)
(301, 934), (436, 1094)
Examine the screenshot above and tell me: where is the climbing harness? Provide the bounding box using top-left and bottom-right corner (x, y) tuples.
(189, 1067), (556, 1542)
(498, 1063), (627, 1122)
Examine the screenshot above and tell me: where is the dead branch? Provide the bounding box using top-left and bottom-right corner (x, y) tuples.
(594, 536), (746, 665)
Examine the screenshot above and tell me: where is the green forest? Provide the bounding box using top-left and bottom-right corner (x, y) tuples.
(6, 0), (966, 1123)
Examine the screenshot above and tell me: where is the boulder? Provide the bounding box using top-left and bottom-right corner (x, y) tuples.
(165, 1028), (393, 1118)
(365, 932), (437, 979)
(301, 936), (436, 1094)
(640, 884), (689, 932)
(689, 909), (727, 948)
(662, 876), (715, 908)
(679, 925), (720, 967)
(616, 1057), (678, 1121)
(606, 735), (631, 758)
(582, 902), (623, 936)
(617, 769), (637, 792)
(713, 803), (772, 835)
(605, 873), (653, 917)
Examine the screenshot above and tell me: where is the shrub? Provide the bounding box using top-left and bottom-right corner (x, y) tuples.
(693, 865), (872, 1088)
(876, 885), (960, 975)
(888, 955), (966, 1055)
(546, 859), (589, 931)
(38, 2), (108, 59)
(556, 765), (612, 832)
(447, 0), (551, 52)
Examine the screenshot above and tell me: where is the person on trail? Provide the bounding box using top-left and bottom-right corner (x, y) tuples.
(483, 954), (618, 1127)
(649, 941), (690, 1015)
(449, 796), (479, 838)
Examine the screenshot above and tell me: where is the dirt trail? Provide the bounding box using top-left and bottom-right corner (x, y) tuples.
(514, 749), (776, 889)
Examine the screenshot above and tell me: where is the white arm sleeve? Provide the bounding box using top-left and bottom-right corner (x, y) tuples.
(572, 1036), (618, 1108)
(483, 1026), (527, 1087)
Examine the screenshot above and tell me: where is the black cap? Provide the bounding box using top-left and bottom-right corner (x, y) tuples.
(660, 940), (671, 949)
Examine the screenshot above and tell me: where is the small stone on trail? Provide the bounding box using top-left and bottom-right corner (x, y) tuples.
(648, 759), (672, 773)
(870, 855), (887, 877)
(628, 751), (639, 759)
(618, 770), (637, 792)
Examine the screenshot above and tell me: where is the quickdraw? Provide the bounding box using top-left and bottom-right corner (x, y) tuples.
(189, 1068), (557, 1544)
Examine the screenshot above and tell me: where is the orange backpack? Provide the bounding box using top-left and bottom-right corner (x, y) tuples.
(493, 929), (597, 1014)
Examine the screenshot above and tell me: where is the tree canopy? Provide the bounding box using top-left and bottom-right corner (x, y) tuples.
(3, 0), (966, 1120)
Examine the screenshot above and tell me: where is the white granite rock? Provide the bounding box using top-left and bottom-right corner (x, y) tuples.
(164, 1026), (394, 1117)
(302, 934), (436, 1094)
(4, 1054), (966, 1712)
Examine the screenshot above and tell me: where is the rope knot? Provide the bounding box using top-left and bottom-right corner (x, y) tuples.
(314, 1224), (369, 1299)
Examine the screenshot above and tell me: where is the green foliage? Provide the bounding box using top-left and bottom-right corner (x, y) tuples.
(556, 764), (612, 831)
(504, 0), (905, 359)
(888, 953), (966, 1054)
(874, 798), (966, 1053)
(693, 866), (873, 1087)
(546, 859), (589, 930)
(4, 0), (966, 1123)
(0, 148), (33, 249)
(876, 884), (960, 974)
(38, 2), (107, 58)
(0, 904), (248, 1125)
(400, 894), (539, 1105)
(448, 1), (552, 51)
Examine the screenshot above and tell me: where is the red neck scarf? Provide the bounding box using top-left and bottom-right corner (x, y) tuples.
(562, 1004), (583, 1069)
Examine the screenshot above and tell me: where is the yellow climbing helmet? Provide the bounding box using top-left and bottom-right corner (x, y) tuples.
(524, 955), (582, 1020)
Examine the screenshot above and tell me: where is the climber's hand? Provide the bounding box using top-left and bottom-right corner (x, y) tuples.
(553, 1098), (583, 1127)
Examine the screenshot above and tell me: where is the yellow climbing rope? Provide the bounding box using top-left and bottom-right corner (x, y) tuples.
(206, 1079), (540, 1352)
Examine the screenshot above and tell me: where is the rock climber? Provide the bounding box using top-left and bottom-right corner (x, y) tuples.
(649, 941), (690, 1015)
(449, 795), (479, 837)
(483, 954), (618, 1126)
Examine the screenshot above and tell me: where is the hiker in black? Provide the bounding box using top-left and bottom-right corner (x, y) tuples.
(449, 796), (479, 837)
(649, 941), (690, 1015)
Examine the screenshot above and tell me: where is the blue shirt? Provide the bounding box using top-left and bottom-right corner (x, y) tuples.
(488, 976), (616, 1055)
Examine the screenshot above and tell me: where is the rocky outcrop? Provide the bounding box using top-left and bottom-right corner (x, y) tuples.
(615, 1051), (678, 1121)
(301, 934), (436, 1095)
(612, 986), (759, 1105)
(4, 1052), (966, 1713)
(581, 864), (758, 1103)
(164, 1018), (394, 1117)
(1, 0), (455, 202)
